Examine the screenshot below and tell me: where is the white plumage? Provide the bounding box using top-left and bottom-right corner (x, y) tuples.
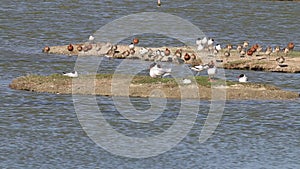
(63, 71), (78, 78)
(238, 74), (248, 83)
(129, 43), (135, 49)
(139, 47), (148, 55)
(149, 63), (171, 78)
(207, 38), (214, 46)
(89, 35), (94, 41)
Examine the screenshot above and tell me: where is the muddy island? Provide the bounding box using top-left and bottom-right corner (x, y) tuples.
(9, 74), (299, 100)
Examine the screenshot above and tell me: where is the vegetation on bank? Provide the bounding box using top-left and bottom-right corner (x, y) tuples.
(9, 73), (299, 100)
(10, 73), (281, 90)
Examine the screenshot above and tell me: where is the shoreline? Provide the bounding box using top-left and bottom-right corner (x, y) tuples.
(9, 74), (299, 100)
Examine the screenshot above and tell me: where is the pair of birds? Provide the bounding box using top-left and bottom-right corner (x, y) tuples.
(191, 61), (217, 81)
(149, 61), (217, 81)
(191, 61), (248, 83)
(196, 37), (214, 51)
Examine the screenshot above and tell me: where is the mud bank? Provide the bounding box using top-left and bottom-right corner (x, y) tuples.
(9, 74), (299, 100)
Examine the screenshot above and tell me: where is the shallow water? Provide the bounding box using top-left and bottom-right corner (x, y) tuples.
(1, 1), (300, 168)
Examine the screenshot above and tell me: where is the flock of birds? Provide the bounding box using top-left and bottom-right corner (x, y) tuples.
(195, 36), (295, 65)
(60, 35), (297, 84)
(148, 61), (248, 83)
(43, 34), (295, 67)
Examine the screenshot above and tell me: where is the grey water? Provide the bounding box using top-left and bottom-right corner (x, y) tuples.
(1, 0), (300, 168)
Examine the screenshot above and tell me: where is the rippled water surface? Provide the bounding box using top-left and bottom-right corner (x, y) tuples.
(1, 1), (300, 168)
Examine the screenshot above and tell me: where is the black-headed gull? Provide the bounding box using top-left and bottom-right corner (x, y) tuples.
(238, 74), (248, 83)
(207, 38), (214, 46)
(139, 47), (149, 55)
(207, 61), (217, 80)
(191, 64), (209, 72)
(129, 43), (135, 49)
(63, 71), (78, 78)
(276, 56), (285, 64)
(149, 63), (171, 78)
(89, 35), (94, 43)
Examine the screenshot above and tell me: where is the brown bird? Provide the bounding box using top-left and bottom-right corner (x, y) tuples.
(183, 53), (191, 61)
(283, 47), (289, 56)
(226, 44), (233, 51)
(191, 53), (197, 60)
(67, 44), (74, 51)
(86, 44), (93, 50)
(247, 44), (258, 56)
(165, 48), (171, 56)
(133, 38), (139, 45)
(77, 45), (82, 51)
(287, 42), (295, 51)
(43, 46), (50, 53)
(253, 44), (259, 50)
(175, 49), (182, 58)
(247, 49), (254, 56)
(224, 50), (230, 57)
(274, 46), (280, 55)
(130, 48), (135, 55)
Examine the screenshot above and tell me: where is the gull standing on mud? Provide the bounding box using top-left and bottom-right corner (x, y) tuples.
(63, 71), (78, 78)
(207, 61), (217, 81)
(88, 35), (94, 43)
(149, 63), (171, 78)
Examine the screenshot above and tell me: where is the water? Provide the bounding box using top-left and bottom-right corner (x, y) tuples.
(1, 0), (300, 168)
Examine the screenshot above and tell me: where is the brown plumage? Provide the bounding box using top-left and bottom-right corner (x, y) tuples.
(191, 53), (197, 60)
(165, 48), (171, 56)
(67, 44), (74, 51)
(130, 48), (135, 55)
(175, 49), (182, 58)
(265, 46), (272, 56)
(43, 46), (50, 53)
(287, 42), (294, 51)
(226, 44), (233, 51)
(184, 53), (191, 61)
(224, 50), (230, 57)
(77, 45), (82, 51)
(87, 44), (93, 50)
(133, 38), (139, 45)
(247, 49), (254, 56)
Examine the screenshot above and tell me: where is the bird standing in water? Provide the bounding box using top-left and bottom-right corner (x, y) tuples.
(238, 74), (248, 83)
